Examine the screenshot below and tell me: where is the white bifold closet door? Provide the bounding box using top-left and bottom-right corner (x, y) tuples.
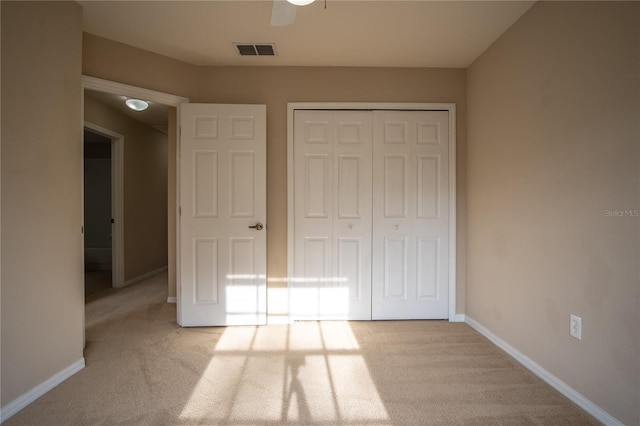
(291, 110), (373, 320)
(372, 110), (450, 319)
(292, 109), (449, 321)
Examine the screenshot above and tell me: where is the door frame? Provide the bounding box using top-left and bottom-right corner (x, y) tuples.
(83, 122), (125, 288)
(287, 102), (460, 322)
(81, 76), (189, 302)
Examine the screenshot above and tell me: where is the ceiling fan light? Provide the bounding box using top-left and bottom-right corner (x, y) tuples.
(287, 0), (314, 6)
(125, 98), (149, 111)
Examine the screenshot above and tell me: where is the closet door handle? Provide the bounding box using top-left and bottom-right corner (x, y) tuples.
(249, 223), (264, 231)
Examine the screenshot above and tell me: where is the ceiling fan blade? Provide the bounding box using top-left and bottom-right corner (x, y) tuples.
(271, 0), (297, 26)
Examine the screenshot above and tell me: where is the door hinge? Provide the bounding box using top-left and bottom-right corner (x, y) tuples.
(179, 206), (182, 216)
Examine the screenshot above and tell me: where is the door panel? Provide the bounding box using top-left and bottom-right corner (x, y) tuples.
(305, 154), (330, 218)
(337, 156), (362, 218)
(193, 151), (218, 218)
(372, 110), (449, 319)
(417, 156), (440, 218)
(417, 237), (439, 298)
(338, 238), (362, 300)
(292, 110), (372, 320)
(179, 104), (266, 326)
(229, 151), (255, 217)
(383, 237), (407, 299)
(383, 155), (408, 218)
(194, 238), (218, 304)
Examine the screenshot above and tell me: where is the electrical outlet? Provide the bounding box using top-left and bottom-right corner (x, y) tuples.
(570, 314), (582, 340)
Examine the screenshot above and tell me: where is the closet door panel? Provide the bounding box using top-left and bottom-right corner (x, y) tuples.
(292, 110), (372, 320)
(372, 110), (449, 319)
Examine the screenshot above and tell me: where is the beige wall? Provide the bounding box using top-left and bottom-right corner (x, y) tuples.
(466, 2), (639, 424)
(83, 35), (468, 314)
(84, 95), (169, 282)
(1, 1), (84, 406)
(83, 32), (198, 100)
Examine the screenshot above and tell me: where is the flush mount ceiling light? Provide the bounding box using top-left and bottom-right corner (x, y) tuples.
(286, 0), (314, 6)
(272, 0), (317, 26)
(125, 98), (149, 111)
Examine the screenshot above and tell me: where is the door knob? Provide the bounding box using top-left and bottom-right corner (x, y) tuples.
(248, 223), (264, 231)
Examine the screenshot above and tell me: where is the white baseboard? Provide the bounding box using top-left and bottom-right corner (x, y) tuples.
(166, 297), (177, 304)
(464, 316), (623, 426)
(0, 358), (85, 423)
(451, 313), (466, 322)
(123, 265), (168, 287)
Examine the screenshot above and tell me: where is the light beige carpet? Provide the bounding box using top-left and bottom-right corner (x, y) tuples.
(6, 273), (598, 425)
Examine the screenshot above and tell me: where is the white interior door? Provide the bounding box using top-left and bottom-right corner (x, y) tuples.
(372, 110), (449, 319)
(179, 104), (266, 326)
(291, 110), (372, 320)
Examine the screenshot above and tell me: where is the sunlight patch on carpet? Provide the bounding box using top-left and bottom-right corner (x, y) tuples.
(178, 322), (389, 424)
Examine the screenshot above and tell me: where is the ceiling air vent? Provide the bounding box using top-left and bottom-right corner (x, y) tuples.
(234, 43), (277, 56)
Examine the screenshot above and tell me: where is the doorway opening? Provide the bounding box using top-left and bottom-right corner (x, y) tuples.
(83, 128), (112, 299)
(81, 75), (188, 313)
(83, 123), (124, 301)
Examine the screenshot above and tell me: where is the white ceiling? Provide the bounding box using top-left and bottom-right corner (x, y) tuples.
(79, 0), (535, 68)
